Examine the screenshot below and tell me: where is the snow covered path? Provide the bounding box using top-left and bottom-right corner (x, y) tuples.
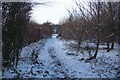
(3, 34), (119, 78)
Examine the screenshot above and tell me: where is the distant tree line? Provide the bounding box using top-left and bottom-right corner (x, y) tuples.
(23, 21), (53, 45)
(58, 1), (120, 59)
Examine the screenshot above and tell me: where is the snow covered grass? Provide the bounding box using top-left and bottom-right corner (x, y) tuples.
(2, 34), (119, 78)
(63, 40), (119, 78)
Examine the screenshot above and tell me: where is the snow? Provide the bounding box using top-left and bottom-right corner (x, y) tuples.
(0, 52), (2, 79)
(2, 34), (119, 78)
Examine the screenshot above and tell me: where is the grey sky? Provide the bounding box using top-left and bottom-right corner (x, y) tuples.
(30, 0), (119, 24)
(30, 0), (76, 24)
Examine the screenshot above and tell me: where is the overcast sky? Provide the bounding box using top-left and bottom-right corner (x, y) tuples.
(30, 0), (76, 24)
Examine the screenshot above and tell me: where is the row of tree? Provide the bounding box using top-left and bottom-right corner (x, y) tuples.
(2, 2), (33, 67)
(58, 1), (120, 59)
(2, 2), (53, 68)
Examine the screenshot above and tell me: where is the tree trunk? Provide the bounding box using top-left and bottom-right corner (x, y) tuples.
(86, 28), (100, 60)
(93, 31), (100, 58)
(111, 42), (114, 49)
(107, 42), (110, 52)
(92, 1), (100, 59)
(15, 51), (19, 68)
(86, 1), (100, 60)
(78, 41), (81, 48)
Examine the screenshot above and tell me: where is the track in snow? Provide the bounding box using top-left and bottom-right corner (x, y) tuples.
(3, 34), (119, 78)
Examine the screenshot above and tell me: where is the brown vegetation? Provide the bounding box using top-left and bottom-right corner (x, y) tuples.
(23, 21), (53, 46)
(58, 1), (120, 59)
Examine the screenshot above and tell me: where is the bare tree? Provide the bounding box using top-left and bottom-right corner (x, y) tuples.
(59, 0), (119, 60)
